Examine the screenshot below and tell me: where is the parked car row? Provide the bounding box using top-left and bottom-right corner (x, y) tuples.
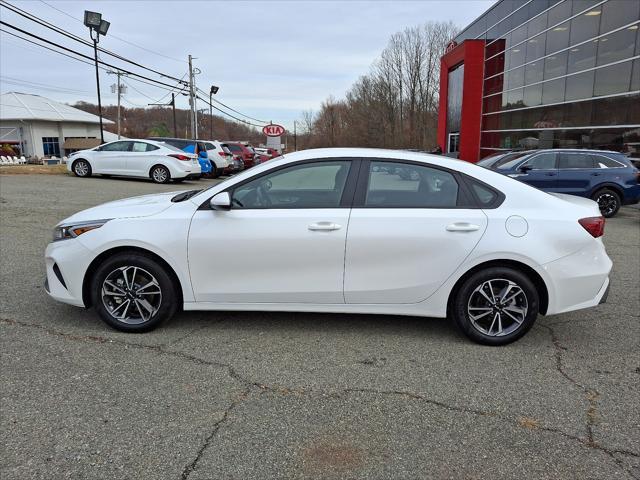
(67, 138), (281, 184)
(477, 149), (640, 217)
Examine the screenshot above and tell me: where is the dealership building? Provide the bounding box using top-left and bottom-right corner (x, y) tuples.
(0, 92), (114, 159)
(437, 0), (640, 162)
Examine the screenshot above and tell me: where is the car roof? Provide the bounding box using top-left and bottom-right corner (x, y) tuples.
(522, 148), (621, 155)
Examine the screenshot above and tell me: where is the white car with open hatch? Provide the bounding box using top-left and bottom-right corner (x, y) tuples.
(46, 148), (612, 345)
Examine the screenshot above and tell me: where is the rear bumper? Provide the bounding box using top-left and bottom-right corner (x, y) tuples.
(542, 239), (613, 315)
(622, 185), (640, 205)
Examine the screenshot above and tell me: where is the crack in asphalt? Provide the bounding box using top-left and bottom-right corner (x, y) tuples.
(179, 388), (252, 480)
(2, 317), (638, 479)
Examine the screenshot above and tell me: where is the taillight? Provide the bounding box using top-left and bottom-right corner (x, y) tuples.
(218, 151), (226, 157)
(579, 216), (605, 238)
(168, 154), (191, 161)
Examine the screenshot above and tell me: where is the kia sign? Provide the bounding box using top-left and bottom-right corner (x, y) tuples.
(263, 124), (285, 137)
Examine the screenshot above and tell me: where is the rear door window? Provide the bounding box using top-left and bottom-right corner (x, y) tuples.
(559, 154), (595, 169)
(365, 161), (459, 208)
(132, 142), (150, 152)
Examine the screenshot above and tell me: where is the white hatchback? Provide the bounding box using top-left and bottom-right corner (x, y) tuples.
(46, 148), (612, 345)
(67, 139), (201, 183)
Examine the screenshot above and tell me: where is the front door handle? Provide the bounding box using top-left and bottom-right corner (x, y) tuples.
(308, 222), (341, 231)
(446, 222), (480, 232)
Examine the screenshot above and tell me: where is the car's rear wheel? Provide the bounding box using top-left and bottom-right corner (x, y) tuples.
(72, 159), (91, 178)
(210, 161), (220, 178)
(592, 188), (621, 218)
(150, 165), (170, 184)
(91, 253), (178, 332)
(451, 267), (539, 346)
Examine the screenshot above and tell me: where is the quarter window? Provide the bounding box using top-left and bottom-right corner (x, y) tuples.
(231, 161), (351, 209)
(365, 161), (459, 208)
(592, 155), (625, 168)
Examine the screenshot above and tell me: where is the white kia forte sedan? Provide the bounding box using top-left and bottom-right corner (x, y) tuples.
(46, 148), (612, 345)
(67, 139), (201, 183)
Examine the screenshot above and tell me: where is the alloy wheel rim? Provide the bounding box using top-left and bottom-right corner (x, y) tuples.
(596, 193), (617, 216)
(75, 162), (88, 176)
(153, 168), (167, 182)
(467, 278), (528, 337)
(101, 266), (162, 324)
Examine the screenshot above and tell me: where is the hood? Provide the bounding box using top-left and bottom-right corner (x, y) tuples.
(58, 191), (183, 225)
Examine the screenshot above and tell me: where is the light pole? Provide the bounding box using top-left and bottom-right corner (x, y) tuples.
(209, 85), (219, 140)
(84, 10), (110, 144)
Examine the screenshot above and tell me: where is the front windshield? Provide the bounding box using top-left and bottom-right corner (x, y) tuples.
(495, 153), (531, 170)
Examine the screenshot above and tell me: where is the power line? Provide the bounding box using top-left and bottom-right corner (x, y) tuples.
(0, 75), (93, 94)
(0, 20), (186, 90)
(196, 86), (270, 124)
(0, 1), (188, 85)
(196, 94), (264, 128)
(0, 27), (107, 71)
(38, 0), (186, 64)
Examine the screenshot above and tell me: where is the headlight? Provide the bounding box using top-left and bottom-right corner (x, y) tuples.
(53, 219), (111, 242)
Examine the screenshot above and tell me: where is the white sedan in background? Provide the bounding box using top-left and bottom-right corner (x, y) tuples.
(46, 148), (612, 345)
(67, 139), (201, 183)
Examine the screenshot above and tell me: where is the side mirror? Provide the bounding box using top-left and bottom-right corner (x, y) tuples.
(210, 192), (231, 211)
(520, 164), (533, 172)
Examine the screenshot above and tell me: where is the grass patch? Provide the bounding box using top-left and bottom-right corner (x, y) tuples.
(0, 164), (68, 175)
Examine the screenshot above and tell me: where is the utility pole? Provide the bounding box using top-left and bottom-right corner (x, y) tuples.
(188, 54), (200, 140)
(108, 70), (125, 138)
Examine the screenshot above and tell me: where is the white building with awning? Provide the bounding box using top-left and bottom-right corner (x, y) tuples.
(0, 92), (113, 158)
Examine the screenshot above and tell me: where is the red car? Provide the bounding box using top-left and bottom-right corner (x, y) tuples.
(225, 142), (256, 168)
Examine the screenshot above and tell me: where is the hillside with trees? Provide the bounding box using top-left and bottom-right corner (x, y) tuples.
(298, 21), (457, 151)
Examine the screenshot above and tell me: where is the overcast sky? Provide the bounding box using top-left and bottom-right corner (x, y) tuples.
(1, 0), (492, 129)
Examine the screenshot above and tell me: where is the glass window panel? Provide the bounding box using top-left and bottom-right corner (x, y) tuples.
(365, 162), (459, 208)
(544, 50), (568, 78)
(525, 60), (544, 84)
(570, 6), (603, 45)
(447, 64), (464, 133)
(232, 161), (351, 209)
(484, 75), (505, 95)
(546, 21), (571, 53)
(482, 112), (501, 131)
(547, 0), (573, 26)
(563, 100), (593, 127)
(567, 41), (597, 73)
(526, 34), (546, 62)
(566, 70), (595, 100)
(632, 59), (640, 91)
(596, 27), (637, 66)
(508, 66), (525, 89)
(542, 77), (566, 103)
(486, 53), (506, 77)
(600, 0), (640, 34)
(559, 153), (595, 168)
(509, 45), (526, 69)
(506, 87), (525, 109)
(572, 0), (601, 16)
(524, 83), (543, 106)
(527, 12), (548, 38)
(523, 153), (559, 170)
(594, 61), (633, 96)
(510, 24), (528, 45)
(528, 0), (551, 19)
(591, 93), (639, 125)
(100, 141), (130, 152)
(483, 94), (504, 114)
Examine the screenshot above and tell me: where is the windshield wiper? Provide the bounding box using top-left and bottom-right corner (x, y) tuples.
(171, 189), (203, 202)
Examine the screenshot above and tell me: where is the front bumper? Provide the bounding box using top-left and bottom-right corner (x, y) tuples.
(44, 239), (94, 307)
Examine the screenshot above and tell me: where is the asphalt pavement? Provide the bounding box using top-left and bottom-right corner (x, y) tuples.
(1, 174), (638, 479)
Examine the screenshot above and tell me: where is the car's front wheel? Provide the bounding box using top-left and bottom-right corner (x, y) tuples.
(72, 159), (91, 178)
(451, 267), (539, 346)
(592, 188), (621, 218)
(91, 252), (178, 332)
(150, 165), (170, 184)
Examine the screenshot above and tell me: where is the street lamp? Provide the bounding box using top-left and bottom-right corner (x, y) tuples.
(209, 85), (219, 140)
(84, 10), (110, 143)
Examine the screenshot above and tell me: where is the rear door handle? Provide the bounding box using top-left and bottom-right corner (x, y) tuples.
(446, 222), (480, 232)
(308, 222), (341, 231)
(545, 172), (557, 176)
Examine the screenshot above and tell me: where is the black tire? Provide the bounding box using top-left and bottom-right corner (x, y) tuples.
(210, 161), (220, 178)
(150, 165), (171, 184)
(591, 188), (621, 218)
(91, 252), (178, 333)
(72, 159), (91, 178)
(451, 267), (539, 346)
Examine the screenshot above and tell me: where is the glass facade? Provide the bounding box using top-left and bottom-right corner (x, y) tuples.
(454, 0), (640, 158)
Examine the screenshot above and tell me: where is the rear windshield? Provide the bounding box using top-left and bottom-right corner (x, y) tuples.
(158, 142), (185, 153)
(227, 144), (242, 152)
